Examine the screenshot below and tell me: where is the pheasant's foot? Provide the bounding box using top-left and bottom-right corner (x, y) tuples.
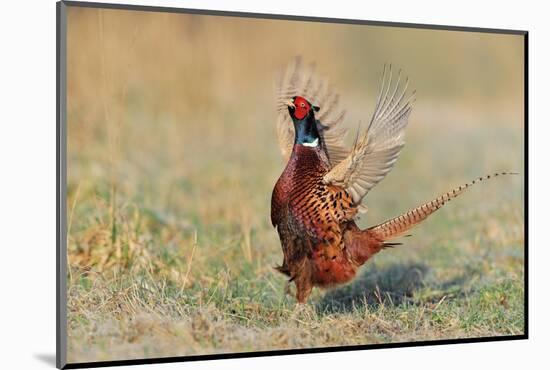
(290, 302), (315, 322)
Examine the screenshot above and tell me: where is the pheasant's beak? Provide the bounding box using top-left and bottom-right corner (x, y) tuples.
(284, 99), (296, 109)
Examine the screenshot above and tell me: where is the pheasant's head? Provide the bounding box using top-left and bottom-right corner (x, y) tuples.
(286, 96), (321, 146)
(285, 96), (320, 121)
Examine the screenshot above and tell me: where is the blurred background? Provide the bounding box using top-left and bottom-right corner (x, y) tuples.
(66, 6), (524, 363)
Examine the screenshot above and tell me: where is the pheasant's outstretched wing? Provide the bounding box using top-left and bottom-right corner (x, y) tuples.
(323, 65), (415, 210)
(275, 57), (349, 166)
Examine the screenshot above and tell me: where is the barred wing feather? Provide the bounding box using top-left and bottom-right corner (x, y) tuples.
(323, 65), (415, 209)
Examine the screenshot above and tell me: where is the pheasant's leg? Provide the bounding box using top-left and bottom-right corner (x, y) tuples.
(294, 264), (313, 304)
(296, 281), (312, 304)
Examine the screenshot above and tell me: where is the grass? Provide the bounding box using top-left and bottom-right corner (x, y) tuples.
(66, 101), (524, 362)
(65, 8), (524, 363)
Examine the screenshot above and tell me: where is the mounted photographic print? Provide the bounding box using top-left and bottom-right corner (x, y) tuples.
(57, 1), (527, 368)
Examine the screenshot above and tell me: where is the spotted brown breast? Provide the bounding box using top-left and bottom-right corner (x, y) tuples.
(271, 144), (360, 302)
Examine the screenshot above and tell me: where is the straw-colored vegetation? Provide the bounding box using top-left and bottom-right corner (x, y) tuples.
(66, 7), (524, 363)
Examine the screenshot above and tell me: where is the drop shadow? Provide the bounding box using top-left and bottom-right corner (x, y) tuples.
(34, 353), (56, 367)
(316, 262), (469, 314)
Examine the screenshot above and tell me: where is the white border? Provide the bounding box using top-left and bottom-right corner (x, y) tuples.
(1, 0), (547, 369)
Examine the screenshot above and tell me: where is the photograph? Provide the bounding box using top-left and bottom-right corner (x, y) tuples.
(60, 2), (525, 366)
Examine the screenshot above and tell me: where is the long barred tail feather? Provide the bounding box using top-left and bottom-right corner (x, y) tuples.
(368, 172), (518, 240)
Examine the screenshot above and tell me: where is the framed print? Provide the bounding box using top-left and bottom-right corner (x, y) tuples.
(57, 1), (527, 368)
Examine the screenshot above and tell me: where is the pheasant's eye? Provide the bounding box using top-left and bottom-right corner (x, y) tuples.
(300, 102), (306, 108)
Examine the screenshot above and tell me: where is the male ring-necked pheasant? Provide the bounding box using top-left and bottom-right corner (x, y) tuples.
(271, 58), (515, 303)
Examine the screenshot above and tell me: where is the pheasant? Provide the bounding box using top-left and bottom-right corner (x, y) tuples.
(270, 58), (515, 303)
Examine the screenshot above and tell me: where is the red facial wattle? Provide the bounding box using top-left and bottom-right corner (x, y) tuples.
(293, 96), (311, 120)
